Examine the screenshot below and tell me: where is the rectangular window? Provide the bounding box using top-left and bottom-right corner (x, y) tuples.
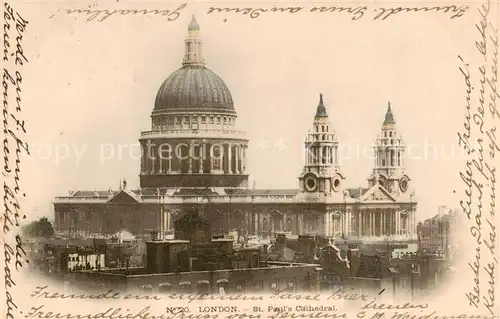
(201, 116), (206, 123)
(213, 146), (222, 171)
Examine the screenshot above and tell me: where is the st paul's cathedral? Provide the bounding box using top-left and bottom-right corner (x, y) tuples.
(53, 16), (418, 243)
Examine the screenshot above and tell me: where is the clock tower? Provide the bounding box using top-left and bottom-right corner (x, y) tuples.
(369, 102), (411, 198)
(298, 94), (345, 199)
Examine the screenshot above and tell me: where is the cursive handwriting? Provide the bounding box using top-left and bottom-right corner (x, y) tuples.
(206, 5), (469, 20)
(373, 5), (469, 20)
(458, 0), (498, 315)
(361, 300), (428, 311)
(207, 6), (304, 19)
(50, 3), (186, 22)
(31, 285), (122, 300)
(165, 292), (264, 304)
(2, 3), (29, 319)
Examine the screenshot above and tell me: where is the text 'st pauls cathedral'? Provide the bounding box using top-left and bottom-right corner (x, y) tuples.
(53, 16), (418, 243)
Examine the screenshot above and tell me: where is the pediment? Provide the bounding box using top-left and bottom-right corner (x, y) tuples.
(360, 184), (396, 202)
(107, 190), (140, 203)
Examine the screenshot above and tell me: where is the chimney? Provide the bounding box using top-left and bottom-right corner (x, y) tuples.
(123, 179), (127, 190)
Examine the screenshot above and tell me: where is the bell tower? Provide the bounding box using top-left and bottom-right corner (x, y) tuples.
(369, 102), (410, 197)
(298, 94), (345, 198)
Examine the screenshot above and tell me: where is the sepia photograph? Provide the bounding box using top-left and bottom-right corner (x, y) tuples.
(2, 1), (498, 318)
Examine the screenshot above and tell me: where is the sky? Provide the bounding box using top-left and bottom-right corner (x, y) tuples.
(11, 1), (479, 222)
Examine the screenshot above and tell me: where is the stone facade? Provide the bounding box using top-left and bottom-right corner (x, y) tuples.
(53, 16), (418, 244)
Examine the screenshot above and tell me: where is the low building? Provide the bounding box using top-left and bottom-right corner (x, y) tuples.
(68, 211), (320, 294)
(417, 206), (461, 259)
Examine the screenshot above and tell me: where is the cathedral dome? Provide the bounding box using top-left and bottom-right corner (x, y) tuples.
(154, 66), (235, 113)
(153, 15), (235, 115)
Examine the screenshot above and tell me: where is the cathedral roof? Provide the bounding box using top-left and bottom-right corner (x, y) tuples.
(154, 66), (235, 114)
(383, 102), (395, 125)
(315, 93), (328, 117)
(346, 188), (369, 199)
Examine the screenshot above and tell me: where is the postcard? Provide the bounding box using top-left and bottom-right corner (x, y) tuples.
(2, 0), (499, 318)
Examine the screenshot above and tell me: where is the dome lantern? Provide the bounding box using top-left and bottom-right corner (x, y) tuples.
(183, 14), (205, 67)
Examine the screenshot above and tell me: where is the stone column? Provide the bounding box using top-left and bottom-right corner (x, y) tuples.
(239, 145), (243, 173)
(282, 211), (286, 232)
(326, 212), (330, 236)
(406, 211), (410, 239)
(413, 209), (417, 239)
(188, 141), (193, 173)
(332, 213), (335, 236)
(151, 145), (156, 173)
(198, 142), (203, 173)
(410, 209), (415, 239)
(379, 209), (383, 237)
(324, 213), (329, 237)
(369, 211), (372, 236)
(372, 211), (376, 236)
(344, 211), (348, 236)
(271, 213), (275, 234)
(380, 210), (383, 236)
(298, 213), (303, 234)
(394, 210), (398, 236)
(254, 212), (258, 236)
(383, 210), (386, 236)
(235, 144), (240, 174)
(395, 210), (400, 236)
(358, 211), (362, 237)
(240, 146), (244, 173)
(209, 144), (214, 173)
(338, 213), (343, 236)
(391, 210), (395, 235)
(228, 145), (232, 173)
(364, 211), (368, 237)
(366, 211), (369, 236)
(345, 210), (350, 236)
